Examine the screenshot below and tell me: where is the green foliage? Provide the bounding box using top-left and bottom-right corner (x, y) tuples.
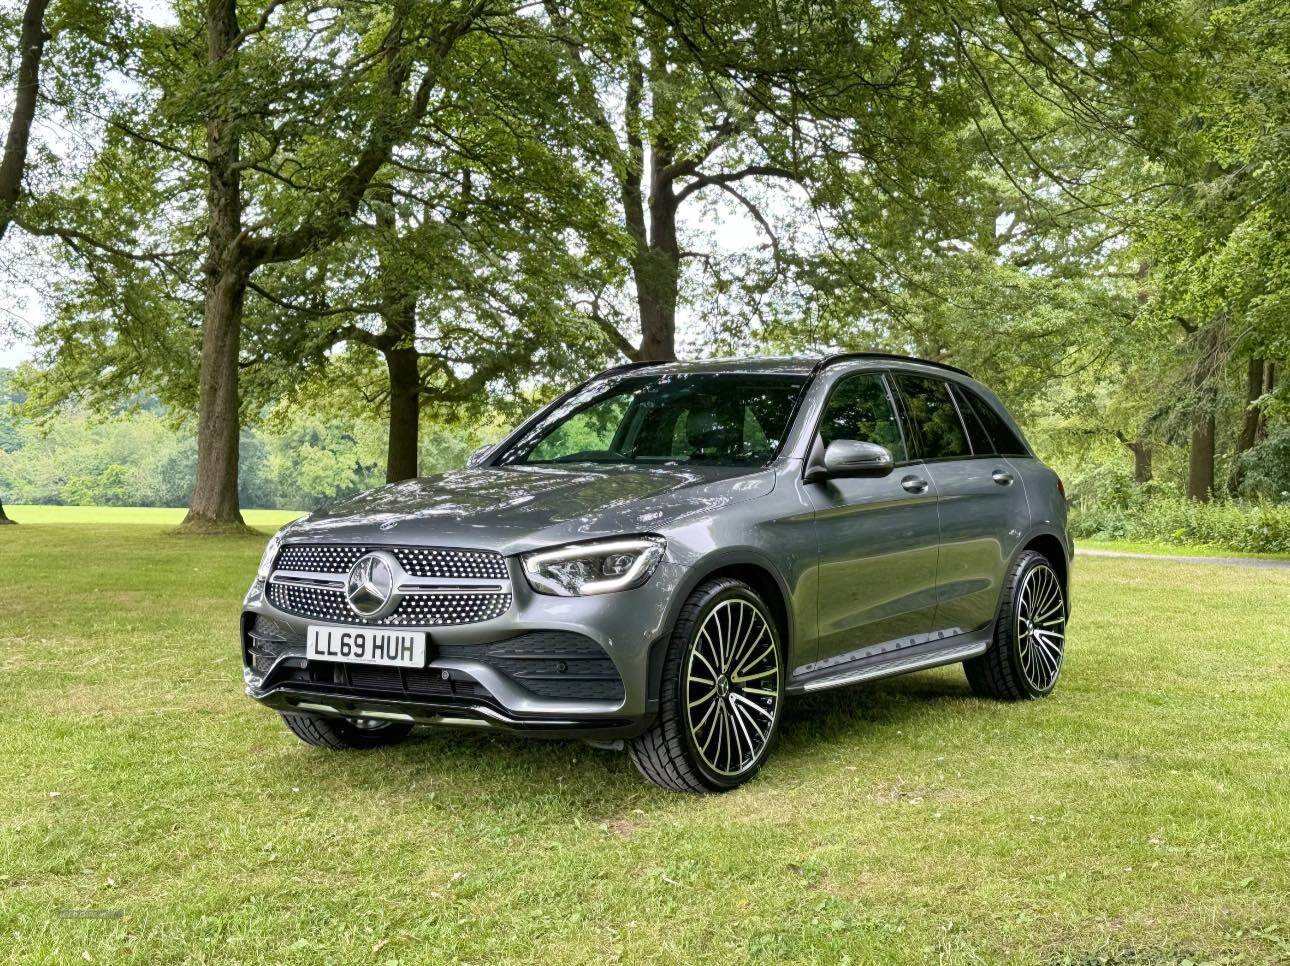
(0, 381), (503, 510)
(1071, 493), (1290, 554)
(1233, 429), (1290, 501)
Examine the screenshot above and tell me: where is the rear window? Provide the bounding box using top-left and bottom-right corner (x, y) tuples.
(894, 374), (971, 460)
(950, 385), (995, 455)
(954, 385), (1030, 457)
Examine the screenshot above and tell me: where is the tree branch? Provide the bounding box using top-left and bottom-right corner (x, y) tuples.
(674, 164), (799, 204)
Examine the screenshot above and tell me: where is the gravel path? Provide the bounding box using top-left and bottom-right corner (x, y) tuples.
(1076, 548), (1290, 570)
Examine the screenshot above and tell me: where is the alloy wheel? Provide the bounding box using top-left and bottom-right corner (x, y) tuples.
(1016, 563), (1066, 692)
(684, 598), (781, 777)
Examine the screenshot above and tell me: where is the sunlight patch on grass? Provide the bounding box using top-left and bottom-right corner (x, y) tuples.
(2, 504), (304, 529)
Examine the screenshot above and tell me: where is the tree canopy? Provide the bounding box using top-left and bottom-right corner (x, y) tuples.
(0, 0), (1286, 525)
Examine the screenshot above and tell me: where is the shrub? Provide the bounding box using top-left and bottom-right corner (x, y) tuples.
(1233, 429), (1290, 501)
(1070, 494), (1290, 554)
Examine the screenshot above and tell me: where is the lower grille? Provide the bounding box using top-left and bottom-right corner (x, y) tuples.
(245, 618), (623, 704)
(439, 631), (624, 702)
(307, 662), (483, 699)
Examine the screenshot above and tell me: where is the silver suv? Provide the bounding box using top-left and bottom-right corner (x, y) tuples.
(242, 354), (1071, 792)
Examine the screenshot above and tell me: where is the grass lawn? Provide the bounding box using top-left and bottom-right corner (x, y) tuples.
(1, 513), (1287, 964)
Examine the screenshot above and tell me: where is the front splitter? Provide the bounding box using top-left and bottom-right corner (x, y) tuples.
(251, 685), (648, 740)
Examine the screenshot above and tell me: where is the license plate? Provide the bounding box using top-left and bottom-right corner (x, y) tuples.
(307, 626), (427, 668)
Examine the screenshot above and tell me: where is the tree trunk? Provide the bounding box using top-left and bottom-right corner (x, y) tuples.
(1258, 362), (1276, 442)
(1236, 358), (1265, 454)
(634, 248), (679, 361)
(184, 271), (247, 528)
(0, 497), (14, 524)
(181, 0), (247, 531)
(635, 166), (680, 362)
(0, 0), (51, 242)
(1186, 325), (1219, 502)
(1187, 411), (1215, 501)
(1128, 439), (1153, 483)
(384, 343), (420, 483)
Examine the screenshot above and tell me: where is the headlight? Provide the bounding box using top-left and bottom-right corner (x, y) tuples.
(256, 530), (286, 580)
(522, 536), (665, 597)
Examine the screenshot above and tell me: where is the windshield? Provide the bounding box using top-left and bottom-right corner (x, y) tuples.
(498, 372), (808, 467)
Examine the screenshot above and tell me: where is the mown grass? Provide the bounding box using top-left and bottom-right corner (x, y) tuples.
(1, 510), (1287, 964)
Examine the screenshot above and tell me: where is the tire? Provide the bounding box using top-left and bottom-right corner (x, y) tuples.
(964, 549), (1067, 700)
(279, 711), (413, 750)
(628, 578), (785, 792)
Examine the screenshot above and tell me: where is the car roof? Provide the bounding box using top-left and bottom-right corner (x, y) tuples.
(604, 353), (973, 380)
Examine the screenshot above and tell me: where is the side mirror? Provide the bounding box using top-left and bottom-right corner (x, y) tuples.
(466, 444), (493, 468)
(807, 439), (893, 482)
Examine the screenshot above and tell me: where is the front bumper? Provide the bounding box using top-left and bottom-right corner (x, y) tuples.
(241, 552), (686, 739)
(251, 678), (644, 739)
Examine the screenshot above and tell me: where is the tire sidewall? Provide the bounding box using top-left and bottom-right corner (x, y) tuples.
(673, 582), (785, 791)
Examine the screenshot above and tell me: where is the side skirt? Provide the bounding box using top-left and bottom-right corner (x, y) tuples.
(786, 629), (991, 695)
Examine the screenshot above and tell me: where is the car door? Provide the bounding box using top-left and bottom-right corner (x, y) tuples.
(807, 370), (941, 666)
(892, 373), (1030, 637)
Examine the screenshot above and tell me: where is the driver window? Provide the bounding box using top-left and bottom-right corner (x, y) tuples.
(819, 373), (907, 461)
(526, 396), (631, 462)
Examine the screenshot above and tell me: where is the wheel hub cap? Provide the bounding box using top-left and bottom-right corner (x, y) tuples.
(684, 599), (781, 777)
(1016, 563), (1066, 692)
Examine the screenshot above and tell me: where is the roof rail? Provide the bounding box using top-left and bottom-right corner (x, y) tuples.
(814, 352), (973, 379)
(600, 359), (659, 376)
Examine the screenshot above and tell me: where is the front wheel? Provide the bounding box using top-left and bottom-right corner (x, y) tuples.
(964, 550), (1067, 700)
(628, 578), (785, 792)
(279, 711), (413, 750)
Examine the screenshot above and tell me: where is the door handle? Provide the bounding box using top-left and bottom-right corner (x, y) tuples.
(900, 475), (929, 495)
(992, 469), (1014, 485)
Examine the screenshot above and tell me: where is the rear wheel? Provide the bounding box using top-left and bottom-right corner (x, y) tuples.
(279, 712), (413, 750)
(628, 578), (784, 792)
(964, 550), (1067, 700)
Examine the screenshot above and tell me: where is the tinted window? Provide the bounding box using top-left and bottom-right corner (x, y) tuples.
(950, 385), (995, 455)
(957, 386), (1029, 457)
(895, 374), (971, 459)
(502, 373), (806, 467)
(818, 373), (907, 462)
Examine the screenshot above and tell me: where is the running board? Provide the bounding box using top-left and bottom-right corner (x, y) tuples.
(788, 638), (989, 694)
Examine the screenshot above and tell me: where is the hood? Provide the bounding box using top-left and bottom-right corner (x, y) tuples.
(284, 464), (778, 554)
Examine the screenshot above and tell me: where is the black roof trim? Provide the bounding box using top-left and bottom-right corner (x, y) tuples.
(813, 352), (973, 379)
(600, 359), (659, 376)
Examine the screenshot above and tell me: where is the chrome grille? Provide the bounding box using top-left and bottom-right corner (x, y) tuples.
(267, 543), (511, 627)
(275, 544), (507, 580)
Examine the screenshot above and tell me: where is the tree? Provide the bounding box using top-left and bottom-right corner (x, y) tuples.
(0, 0), (132, 522)
(181, 0), (516, 530)
(14, 0), (541, 530)
(243, 23), (612, 482)
(1, 0), (53, 521)
(1132, 0), (1288, 501)
(543, 0), (1192, 367)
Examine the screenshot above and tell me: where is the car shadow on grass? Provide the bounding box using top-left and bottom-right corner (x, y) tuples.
(303, 669), (984, 811)
(776, 671), (980, 753)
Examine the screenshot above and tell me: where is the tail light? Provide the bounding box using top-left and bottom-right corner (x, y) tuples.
(1056, 476), (1066, 500)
